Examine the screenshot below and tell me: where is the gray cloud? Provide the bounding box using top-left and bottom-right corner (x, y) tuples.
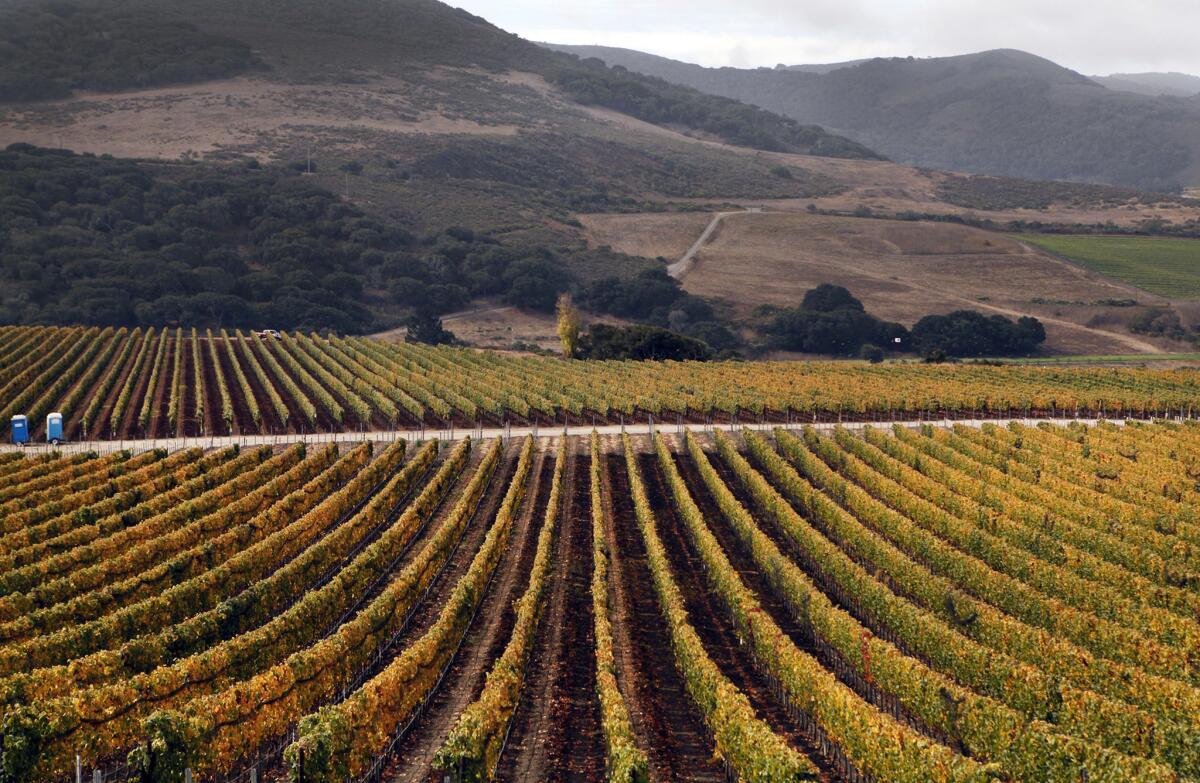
(457, 0), (1200, 75)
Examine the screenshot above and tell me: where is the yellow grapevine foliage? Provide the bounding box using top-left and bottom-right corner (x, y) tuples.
(0, 447), (166, 538)
(137, 328), (170, 432)
(286, 436), (534, 783)
(832, 427), (1200, 651)
(0, 447), (349, 685)
(205, 328), (234, 430)
(801, 430), (1192, 684)
(0, 445), (327, 644)
(434, 439), (567, 780)
(0, 442), (412, 780)
(248, 331), (317, 426)
(273, 334), (343, 423)
(0, 448), (241, 578)
(757, 430), (1200, 776)
(328, 336), (425, 420)
(0, 450), (110, 506)
(81, 330), (139, 435)
(0, 326), (102, 426)
(109, 328), (156, 436)
(190, 328), (205, 430)
(715, 431), (1180, 782)
(235, 330), (288, 428)
(668, 433), (989, 783)
(0, 446), (284, 611)
(622, 433), (819, 783)
(221, 328), (261, 428)
(588, 433), (650, 783)
(115, 439), (464, 781)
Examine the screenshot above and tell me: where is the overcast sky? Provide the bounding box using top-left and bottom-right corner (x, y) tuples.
(452, 0), (1200, 75)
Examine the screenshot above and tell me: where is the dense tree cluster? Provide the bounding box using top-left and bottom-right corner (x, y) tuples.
(910, 310), (1046, 358)
(575, 323), (711, 361)
(0, 1), (257, 102)
(0, 146), (572, 331)
(576, 268), (740, 351)
(763, 284), (907, 355)
(764, 284), (1046, 358)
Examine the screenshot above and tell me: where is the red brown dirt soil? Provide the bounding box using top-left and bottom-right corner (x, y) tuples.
(228, 339), (291, 435)
(602, 446), (725, 783)
(91, 332), (146, 440)
(115, 336), (160, 440)
(264, 341), (340, 434)
(493, 441), (606, 782)
(146, 340), (176, 439)
(386, 448), (552, 783)
(178, 336), (198, 438)
(212, 338), (254, 436)
(636, 448), (839, 781)
(196, 337), (223, 437)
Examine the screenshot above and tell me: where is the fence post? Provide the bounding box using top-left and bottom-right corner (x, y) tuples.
(76, 755), (82, 783)
(93, 770), (102, 783)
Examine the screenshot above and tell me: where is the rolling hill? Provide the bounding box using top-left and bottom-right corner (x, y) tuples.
(1092, 72), (1200, 98)
(549, 44), (1200, 190)
(1, 0), (1198, 357)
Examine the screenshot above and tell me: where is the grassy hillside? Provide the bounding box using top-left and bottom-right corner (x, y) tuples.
(1017, 234), (1200, 299)
(0, 0), (878, 161)
(549, 45), (1200, 191)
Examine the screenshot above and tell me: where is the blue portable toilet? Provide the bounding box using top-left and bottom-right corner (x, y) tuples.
(46, 412), (63, 444)
(10, 415), (28, 446)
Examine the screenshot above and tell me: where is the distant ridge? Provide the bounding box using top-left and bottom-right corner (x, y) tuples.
(1092, 72), (1200, 98)
(547, 43), (1200, 189)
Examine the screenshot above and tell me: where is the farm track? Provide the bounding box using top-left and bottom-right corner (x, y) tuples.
(179, 337), (198, 438)
(198, 337), (221, 437)
(686, 441), (955, 750)
(387, 449), (552, 783)
(604, 449), (724, 783)
(495, 442), (606, 783)
(117, 337), (158, 440)
(90, 333), (145, 440)
(638, 450), (838, 781)
(147, 340), (175, 439)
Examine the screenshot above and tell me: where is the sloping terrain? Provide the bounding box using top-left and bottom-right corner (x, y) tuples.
(550, 45), (1200, 190)
(1091, 72), (1200, 98)
(583, 211), (1172, 354)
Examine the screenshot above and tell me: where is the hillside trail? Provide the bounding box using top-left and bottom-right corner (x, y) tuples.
(668, 208), (762, 280)
(671, 209), (1164, 354)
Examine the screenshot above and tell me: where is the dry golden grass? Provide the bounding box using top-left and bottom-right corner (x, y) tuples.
(580, 212), (715, 261)
(592, 211), (1172, 355)
(0, 75), (524, 160)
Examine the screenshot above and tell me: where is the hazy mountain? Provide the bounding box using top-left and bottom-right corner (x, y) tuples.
(1092, 72), (1200, 98)
(775, 59), (871, 74)
(549, 44), (1200, 189)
